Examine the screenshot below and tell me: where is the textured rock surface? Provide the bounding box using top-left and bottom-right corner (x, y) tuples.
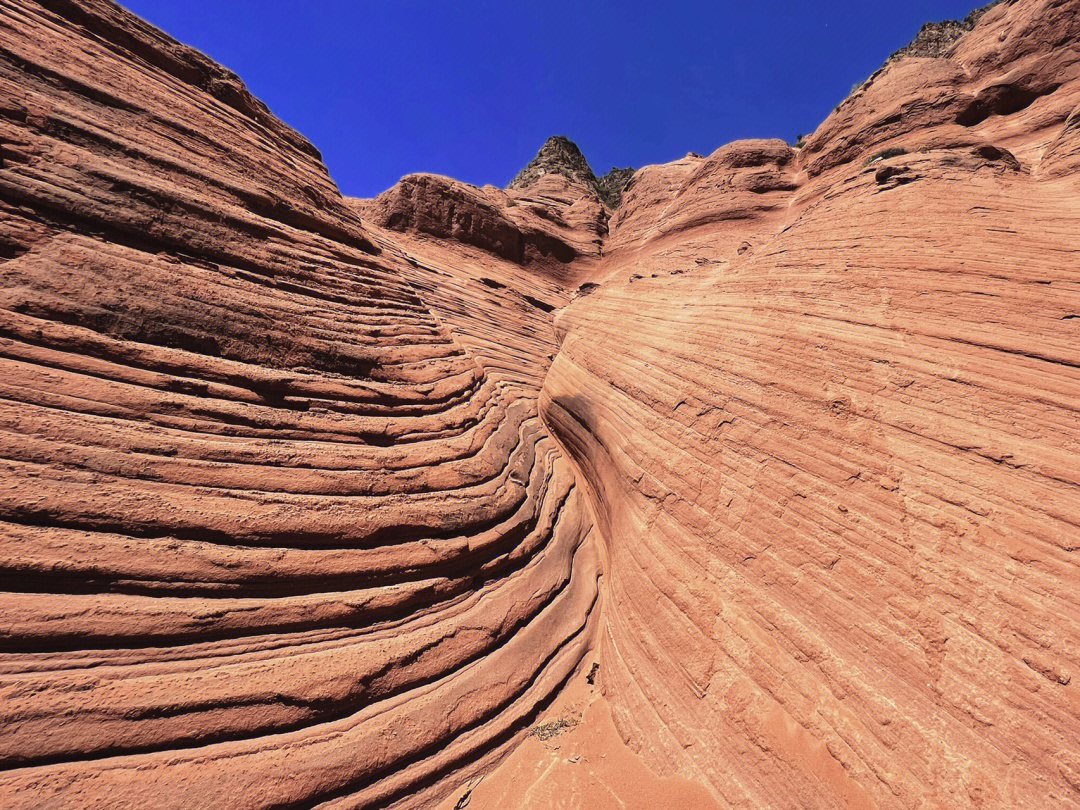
(508, 135), (635, 210)
(0, 2), (598, 808)
(543, 2), (1080, 806)
(3, 0), (1080, 808)
(594, 166), (636, 209)
(359, 171), (607, 276)
(509, 136), (600, 193)
(888, 1), (1004, 61)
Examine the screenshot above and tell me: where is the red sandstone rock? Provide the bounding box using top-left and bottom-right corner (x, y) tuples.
(360, 171), (606, 275)
(2, 0), (1080, 808)
(0, 2), (595, 807)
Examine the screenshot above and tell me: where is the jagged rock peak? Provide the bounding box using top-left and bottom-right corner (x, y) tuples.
(509, 136), (635, 209)
(509, 135), (598, 191)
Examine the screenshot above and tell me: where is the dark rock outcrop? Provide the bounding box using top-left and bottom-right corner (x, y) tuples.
(595, 166), (636, 208)
(888, 0), (1007, 61)
(509, 135), (598, 191)
(509, 135), (635, 210)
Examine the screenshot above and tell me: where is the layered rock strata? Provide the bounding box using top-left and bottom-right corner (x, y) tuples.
(3, 0), (1080, 808)
(0, 2), (597, 808)
(542, 2), (1080, 806)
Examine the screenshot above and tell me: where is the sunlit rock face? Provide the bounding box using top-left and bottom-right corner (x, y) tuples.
(3, 1), (1080, 808)
(0, 3), (597, 807)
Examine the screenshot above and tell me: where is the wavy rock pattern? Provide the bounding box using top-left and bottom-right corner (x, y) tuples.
(543, 2), (1080, 806)
(0, 2), (597, 808)
(2, 0), (1080, 808)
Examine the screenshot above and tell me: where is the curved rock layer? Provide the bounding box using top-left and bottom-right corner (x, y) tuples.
(544, 1), (1080, 807)
(0, 1), (598, 808)
(2, 0), (1080, 808)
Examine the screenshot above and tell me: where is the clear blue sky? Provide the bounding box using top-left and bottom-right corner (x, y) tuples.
(121, 0), (985, 197)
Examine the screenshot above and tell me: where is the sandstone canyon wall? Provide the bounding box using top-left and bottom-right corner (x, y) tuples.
(2, 1), (1080, 808)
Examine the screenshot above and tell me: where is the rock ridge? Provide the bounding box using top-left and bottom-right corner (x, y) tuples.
(888, 0), (1008, 61)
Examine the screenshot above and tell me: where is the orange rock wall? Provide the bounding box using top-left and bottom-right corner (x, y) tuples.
(0, 2), (598, 807)
(2, 0), (1080, 808)
(544, 2), (1080, 806)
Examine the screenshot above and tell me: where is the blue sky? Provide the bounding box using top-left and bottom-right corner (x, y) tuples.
(121, 1), (985, 197)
